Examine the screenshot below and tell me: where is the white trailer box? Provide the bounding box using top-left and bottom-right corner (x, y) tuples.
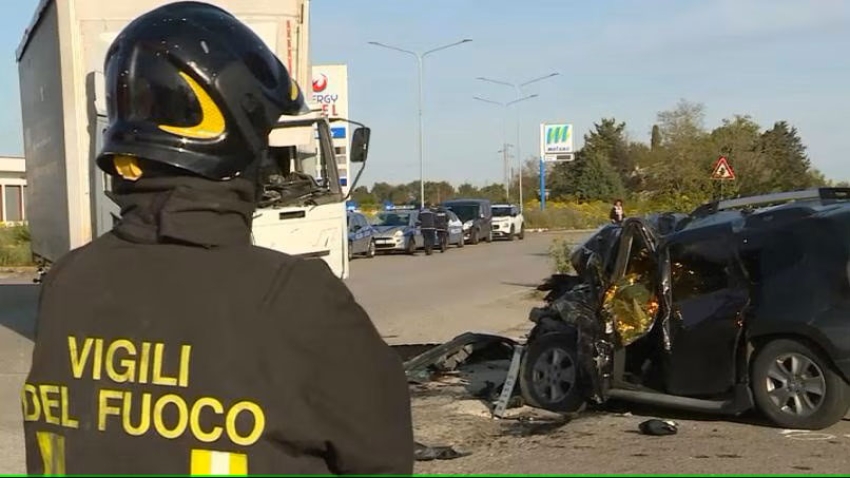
(16, 0), (369, 280)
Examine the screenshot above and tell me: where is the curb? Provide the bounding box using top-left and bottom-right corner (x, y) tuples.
(527, 228), (599, 234)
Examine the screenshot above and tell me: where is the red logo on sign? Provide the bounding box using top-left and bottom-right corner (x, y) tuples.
(312, 73), (328, 93)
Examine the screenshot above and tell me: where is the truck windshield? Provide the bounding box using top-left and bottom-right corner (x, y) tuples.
(446, 205), (479, 222)
(259, 118), (341, 207)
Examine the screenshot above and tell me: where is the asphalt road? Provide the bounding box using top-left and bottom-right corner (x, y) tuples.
(345, 231), (581, 345)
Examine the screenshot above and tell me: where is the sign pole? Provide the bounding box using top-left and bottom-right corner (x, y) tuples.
(539, 157), (546, 211)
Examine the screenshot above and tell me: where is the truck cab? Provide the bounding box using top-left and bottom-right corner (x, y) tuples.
(17, 0), (370, 280)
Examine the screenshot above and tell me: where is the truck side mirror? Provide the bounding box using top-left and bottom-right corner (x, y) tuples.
(350, 127), (371, 163)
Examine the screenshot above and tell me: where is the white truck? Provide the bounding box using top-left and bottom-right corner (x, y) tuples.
(16, 0), (369, 280)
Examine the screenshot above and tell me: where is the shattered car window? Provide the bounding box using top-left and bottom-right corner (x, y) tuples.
(670, 240), (731, 303)
(602, 232), (659, 347)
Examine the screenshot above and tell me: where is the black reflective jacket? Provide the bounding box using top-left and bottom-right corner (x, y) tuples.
(22, 176), (414, 475)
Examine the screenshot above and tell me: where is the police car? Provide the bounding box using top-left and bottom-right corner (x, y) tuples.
(370, 205), (425, 254)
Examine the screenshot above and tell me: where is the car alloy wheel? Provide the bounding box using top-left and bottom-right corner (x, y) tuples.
(751, 339), (850, 430)
(520, 332), (586, 413)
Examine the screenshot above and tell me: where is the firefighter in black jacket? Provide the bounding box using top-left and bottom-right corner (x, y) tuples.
(21, 2), (413, 475)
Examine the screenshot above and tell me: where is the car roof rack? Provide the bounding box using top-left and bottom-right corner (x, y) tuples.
(691, 188), (850, 217)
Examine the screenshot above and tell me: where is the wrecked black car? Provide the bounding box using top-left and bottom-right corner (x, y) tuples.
(521, 188), (850, 430)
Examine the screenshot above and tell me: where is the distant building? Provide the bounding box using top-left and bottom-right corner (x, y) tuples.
(0, 156), (26, 223)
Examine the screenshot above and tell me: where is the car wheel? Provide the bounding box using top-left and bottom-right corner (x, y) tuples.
(519, 225), (525, 240)
(458, 234), (465, 248)
(348, 241), (354, 261)
(751, 338), (850, 430)
(520, 332), (586, 413)
(470, 229), (479, 245)
(509, 226), (516, 241)
(366, 240), (376, 258)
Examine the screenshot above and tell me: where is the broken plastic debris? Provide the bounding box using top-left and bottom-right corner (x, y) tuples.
(638, 419), (678, 436)
(413, 442), (471, 461)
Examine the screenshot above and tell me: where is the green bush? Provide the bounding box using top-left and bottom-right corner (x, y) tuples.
(548, 237), (574, 274)
(0, 224), (34, 267)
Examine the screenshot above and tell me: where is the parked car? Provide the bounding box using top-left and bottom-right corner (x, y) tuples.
(491, 204), (524, 241)
(370, 207), (424, 254)
(441, 199), (493, 245)
(443, 209), (466, 249)
(520, 188), (850, 430)
(346, 210), (377, 260)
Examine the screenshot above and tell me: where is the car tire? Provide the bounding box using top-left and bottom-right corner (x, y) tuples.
(751, 338), (850, 430)
(366, 240), (376, 258)
(520, 331), (586, 413)
(470, 229), (479, 245)
(519, 225), (525, 240)
(509, 226), (516, 241)
(348, 241), (354, 261)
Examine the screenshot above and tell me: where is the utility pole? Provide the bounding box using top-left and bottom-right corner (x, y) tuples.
(368, 39), (473, 208)
(497, 144), (513, 200)
(475, 73), (559, 212)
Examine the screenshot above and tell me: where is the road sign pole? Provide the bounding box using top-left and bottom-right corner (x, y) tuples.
(539, 158), (545, 211)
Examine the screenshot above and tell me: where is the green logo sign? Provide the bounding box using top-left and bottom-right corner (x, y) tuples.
(541, 123), (573, 154)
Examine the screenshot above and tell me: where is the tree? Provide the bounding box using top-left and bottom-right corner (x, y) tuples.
(351, 186), (376, 205)
(456, 183), (479, 198)
(708, 115), (762, 196)
(581, 118), (635, 189)
(549, 149), (624, 201)
(646, 99), (714, 200)
(650, 125), (661, 151)
(758, 121), (814, 192)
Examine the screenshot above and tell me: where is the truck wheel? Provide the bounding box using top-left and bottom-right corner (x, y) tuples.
(519, 225), (525, 240)
(366, 240), (376, 258)
(509, 226), (516, 241)
(520, 331), (586, 413)
(470, 230), (479, 245)
(751, 338), (850, 430)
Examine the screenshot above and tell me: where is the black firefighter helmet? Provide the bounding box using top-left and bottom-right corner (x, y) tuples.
(96, 1), (309, 182)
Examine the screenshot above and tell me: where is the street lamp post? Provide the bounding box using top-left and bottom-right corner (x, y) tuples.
(472, 94), (539, 200)
(368, 39), (473, 208)
(476, 73), (559, 211)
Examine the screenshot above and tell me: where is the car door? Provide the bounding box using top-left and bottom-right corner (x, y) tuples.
(661, 228), (749, 397)
(354, 213), (370, 254)
(446, 211), (462, 243)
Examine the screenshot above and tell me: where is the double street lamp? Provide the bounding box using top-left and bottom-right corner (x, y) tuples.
(475, 73), (559, 211)
(472, 94), (539, 200)
(368, 39), (473, 208)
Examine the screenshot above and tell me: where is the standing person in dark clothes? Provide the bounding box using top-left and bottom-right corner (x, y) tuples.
(610, 199), (625, 224)
(418, 203), (437, 255)
(434, 206), (449, 252)
(21, 2), (413, 475)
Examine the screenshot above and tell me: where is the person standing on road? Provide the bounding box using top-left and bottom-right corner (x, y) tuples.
(610, 199), (625, 224)
(21, 2), (413, 475)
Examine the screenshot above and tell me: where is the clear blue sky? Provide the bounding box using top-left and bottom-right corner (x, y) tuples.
(1, 0), (848, 188)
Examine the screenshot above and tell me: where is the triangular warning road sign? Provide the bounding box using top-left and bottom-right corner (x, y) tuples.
(711, 156), (736, 180)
